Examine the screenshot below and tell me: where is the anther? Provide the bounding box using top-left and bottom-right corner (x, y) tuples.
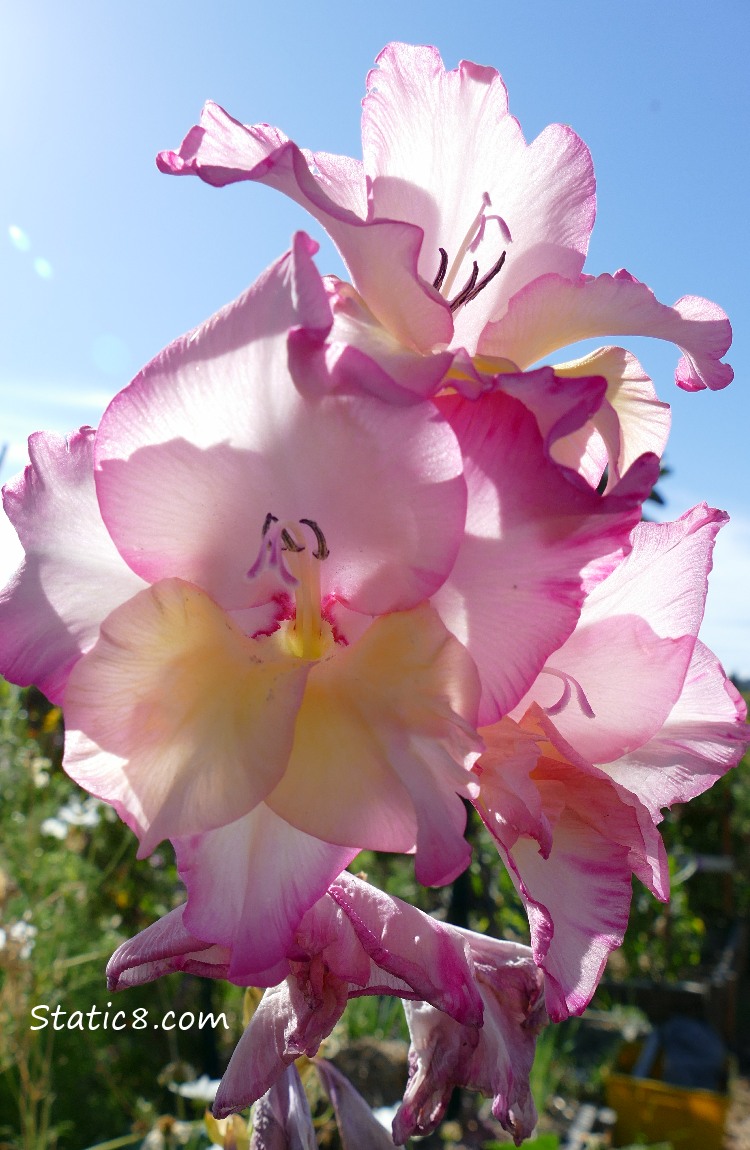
(464, 251), (506, 304)
(433, 247), (449, 292)
(299, 518), (330, 560)
(261, 512), (279, 537)
(449, 261), (480, 312)
(280, 529), (304, 553)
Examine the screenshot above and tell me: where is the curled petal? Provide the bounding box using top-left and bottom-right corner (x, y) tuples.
(0, 429), (147, 703)
(63, 579), (312, 854)
(552, 346), (671, 487)
(106, 904), (230, 990)
(476, 729), (665, 1020)
(329, 872), (484, 1025)
(480, 270), (733, 392)
(157, 102), (451, 351)
(214, 975), (349, 1118)
(393, 943), (545, 1145)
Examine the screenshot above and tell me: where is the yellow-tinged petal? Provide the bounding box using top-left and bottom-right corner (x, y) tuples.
(553, 346), (670, 486)
(63, 578), (312, 854)
(265, 602), (482, 879)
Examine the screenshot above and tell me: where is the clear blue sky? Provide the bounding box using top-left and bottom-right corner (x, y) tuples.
(2, 0), (748, 675)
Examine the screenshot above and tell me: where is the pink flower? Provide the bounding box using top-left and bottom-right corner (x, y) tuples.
(0, 232), (657, 977)
(107, 873), (545, 1146)
(474, 505), (750, 1020)
(157, 41), (731, 486)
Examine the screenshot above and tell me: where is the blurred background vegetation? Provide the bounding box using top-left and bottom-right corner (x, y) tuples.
(1, 676), (748, 1149)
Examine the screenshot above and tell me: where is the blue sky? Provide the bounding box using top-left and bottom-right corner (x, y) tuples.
(2, 0), (749, 675)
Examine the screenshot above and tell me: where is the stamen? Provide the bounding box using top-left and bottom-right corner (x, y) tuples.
(299, 518), (330, 560)
(247, 515), (333, 659)
(449, 261), (479, 312)
(441, 195), (491, 297)
(464, 251), (506, 304)
(433, 247), (449, 292)
(280, 528), (304, 553)
(540, 668), (595, 719)
(261, 511), (278, 536)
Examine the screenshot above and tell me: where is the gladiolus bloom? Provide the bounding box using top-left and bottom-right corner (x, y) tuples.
(158, 40), (731, 491)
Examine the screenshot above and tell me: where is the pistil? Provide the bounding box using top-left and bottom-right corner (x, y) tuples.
(284, 528), (327, 660)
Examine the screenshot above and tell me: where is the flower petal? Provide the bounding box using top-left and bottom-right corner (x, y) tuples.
(431, 386), (658, 723)
(95, 240), (466, 617)
(175, 808), (357, 982)
(288, 277), (455, 404)
(476, 734), (661, 1020)
(316, 1060), (398, 1150)
(106, 905), (230, 990)
(362, 43), (595, 354)
(0, 429), (147, 703)
(329, 872), (484, 1025)
(249, 1065), (317, 1150)
(265, 604), (482, 885)
(63, 579), (311, 854)
(480, 270), (733, 392)
(393, 940), (545, 1145)
(607, 639), (750, 818)
(552, 347), (671, 487)
(213, 983), (298, 1117)
(157, 102), (452, 352)
(517, 505), (729, 763)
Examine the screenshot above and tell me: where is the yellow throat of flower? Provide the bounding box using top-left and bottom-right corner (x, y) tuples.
(281, 541), (334, 660)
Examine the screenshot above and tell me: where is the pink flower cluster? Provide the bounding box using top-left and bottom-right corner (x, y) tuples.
(1, 42), (747, 1147)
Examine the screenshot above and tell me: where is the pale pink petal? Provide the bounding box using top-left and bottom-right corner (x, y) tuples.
(329, 873), (484, 1025)
(249, 1065), (317, 1150)
(521, 616), (694, 765)
(431, 387), (658, 724)
(0, 429), (147, 703)
(607, 639), (750, 818)
(363, 43), (595, 353)
(480, 270), (733, 392)
(288, 277), (454, 403)
(175, 807), (356, 982)
(393, 939), (545, 1145)
(476, 741), (662, 1020)
(552, 347), (671, 487)
(63, 579), (311, 854)
(582, 504), (728, 637)
(106, 905), (230, 990)
(265, 604), (482, 885)
(95, 240), (466, 617)
(315, 1061), (398, 1150)
(157, 102), (451, 352)
(514, 505), (729, 763)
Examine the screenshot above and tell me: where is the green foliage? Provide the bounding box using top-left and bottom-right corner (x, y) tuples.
(0, 682), (244, 1150)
